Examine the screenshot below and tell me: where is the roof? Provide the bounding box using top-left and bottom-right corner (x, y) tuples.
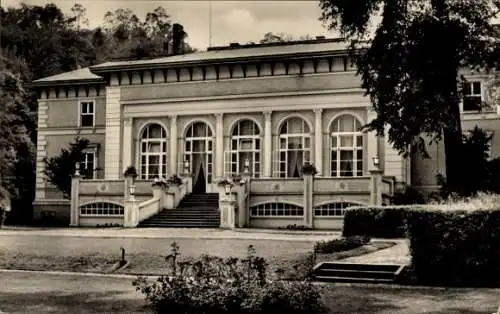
(30, 67), (104, 86)
(90, 39), (353, 73)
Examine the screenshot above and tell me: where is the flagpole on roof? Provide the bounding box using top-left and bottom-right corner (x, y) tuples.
(209, 0), (212, 48)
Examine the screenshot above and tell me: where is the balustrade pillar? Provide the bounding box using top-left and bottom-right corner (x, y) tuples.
(215, 113), (224, 179)
(263, 111), (272, 178)
(314, 109), (323, 176)
(170, 115), (178, 175)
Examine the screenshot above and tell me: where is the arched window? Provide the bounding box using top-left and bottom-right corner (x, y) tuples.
(330, 115), (363, 177)
(139, 123), (167, 180)
(225, 119), (261, 178)
(275, 117), (311, 178)
(313, 202), (362, 217)
(184, 122), (213, 190)
(250, 202), (304, 217)
(80, 202), (124, 216)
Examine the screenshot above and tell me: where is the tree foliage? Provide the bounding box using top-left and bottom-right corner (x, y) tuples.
(43, 138), (89, 199)
(0, 54), (36, 222)
(0, 3), (195, 221)
(319, 0), (500, 193)
(437, 126), (500, 198)
(258, 32), (315, 44)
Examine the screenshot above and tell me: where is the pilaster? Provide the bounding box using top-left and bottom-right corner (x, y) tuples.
(122, 117), (133, 176)
(104, 86), (122, 179)
(303, 172), (314, 228)
(35, 101), (48, 199)
(215, 113), (224, 179)
(70, 174), (81, 227)
(314, 109), (323, 176)
(369, 169), (383, 206)
(263, 111), (272, 178)
(170, 115), (178, 175)
(366, 108), (379, 172)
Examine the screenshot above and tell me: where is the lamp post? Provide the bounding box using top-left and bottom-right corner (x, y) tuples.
(243, 158), (250, 175)
(224, 182), (233, 195)
(129, 184), (136, 200)
(372, 156), (380, 170)
(75, 162), (80, 176)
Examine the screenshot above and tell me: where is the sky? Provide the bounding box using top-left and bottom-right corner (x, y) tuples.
(2, 0), (335, 50)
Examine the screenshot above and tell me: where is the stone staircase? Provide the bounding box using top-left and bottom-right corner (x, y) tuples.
(312, 262), (406, 284)
(138, 193), (220, 228)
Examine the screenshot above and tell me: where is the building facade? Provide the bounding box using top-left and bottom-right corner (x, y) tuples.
(30, 38), (500, 228)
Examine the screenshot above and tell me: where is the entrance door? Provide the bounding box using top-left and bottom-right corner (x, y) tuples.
(184, 122), (213, 193)
(192, 153), (207, 194)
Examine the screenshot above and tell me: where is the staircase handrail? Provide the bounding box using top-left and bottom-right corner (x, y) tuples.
(138, 196), (161, 222)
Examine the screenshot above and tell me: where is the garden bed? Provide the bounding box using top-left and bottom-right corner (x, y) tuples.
(0, 240), (397, 279)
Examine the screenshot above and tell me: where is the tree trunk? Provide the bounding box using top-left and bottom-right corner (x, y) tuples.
(443, 119), (463, 193)
(431, 0), (465, 194)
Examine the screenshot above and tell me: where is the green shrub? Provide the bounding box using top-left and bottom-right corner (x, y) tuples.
(342, 206), (413, 238)
(133, 242), (326, 314)
(343, 194), (500, 286)
(407, 207), (500, 287)
(314, 235), (370, 253)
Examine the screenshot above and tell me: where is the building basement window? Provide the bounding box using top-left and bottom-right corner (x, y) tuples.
(80, 101), (95, 127)
(313, 202), (360, 217)
(250, 203), (304, 217)
(80, 202), (124, 216)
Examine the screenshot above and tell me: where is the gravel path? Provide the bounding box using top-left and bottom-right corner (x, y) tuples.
(342, 240), (411, 265)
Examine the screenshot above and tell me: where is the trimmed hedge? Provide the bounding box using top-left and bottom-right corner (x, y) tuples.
(344, 197), (500, 286)
(342, 206), (412, 238)
(407, 209), (500, 287)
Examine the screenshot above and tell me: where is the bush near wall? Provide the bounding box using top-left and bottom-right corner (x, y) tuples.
(407, 208), (500, 287)
(344, 195), (500, 286)
(342, 206), (412, 238)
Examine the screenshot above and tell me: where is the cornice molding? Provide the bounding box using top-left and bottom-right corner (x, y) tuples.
(120, 88), (365, 105)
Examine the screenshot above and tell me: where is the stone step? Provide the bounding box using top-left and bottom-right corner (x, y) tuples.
(311, 262), (406, 284)
(313, 276), (395, 284)
(314, 269), (396, 280)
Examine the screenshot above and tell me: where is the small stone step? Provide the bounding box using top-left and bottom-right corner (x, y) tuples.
(313, 276), (394, 284)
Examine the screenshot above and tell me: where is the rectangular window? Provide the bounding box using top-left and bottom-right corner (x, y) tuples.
(80, 150), (96, 179)
(463, 81), (482, 112)
(80, 101), (95, 127)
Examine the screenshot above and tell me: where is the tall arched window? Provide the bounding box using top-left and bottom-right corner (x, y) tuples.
(184, 122), (213, 193)
(139, 123), (167, 179)
(330, 115), (363, 177)
(225, 119), (261, 177)
(275, 117), (311, 178)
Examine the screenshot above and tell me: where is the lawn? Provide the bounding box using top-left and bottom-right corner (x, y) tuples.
(0, 236), (396, 279)
(1, 271), (499, 314)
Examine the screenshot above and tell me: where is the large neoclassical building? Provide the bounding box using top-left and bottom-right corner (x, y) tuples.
(31, 38), (500, 228)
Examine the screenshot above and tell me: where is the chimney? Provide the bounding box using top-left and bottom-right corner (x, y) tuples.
(172, 23), (186, 55)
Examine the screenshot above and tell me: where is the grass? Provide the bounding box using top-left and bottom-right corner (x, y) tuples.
(0, 239), (397, 281)
(2, 271), (499, 314)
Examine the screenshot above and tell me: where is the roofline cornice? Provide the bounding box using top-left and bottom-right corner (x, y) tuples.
(89, 49), (361, 74)
(26, 78), (105, 88)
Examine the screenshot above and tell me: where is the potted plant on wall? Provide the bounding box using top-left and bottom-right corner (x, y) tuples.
(152, 177), (169, 190)
(301, 162), (318, 176)
(124, 166), (138, 179)
(167, 174), (183, 186)
(124, 166), (138, 195)
(217, 177), (234, 194)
